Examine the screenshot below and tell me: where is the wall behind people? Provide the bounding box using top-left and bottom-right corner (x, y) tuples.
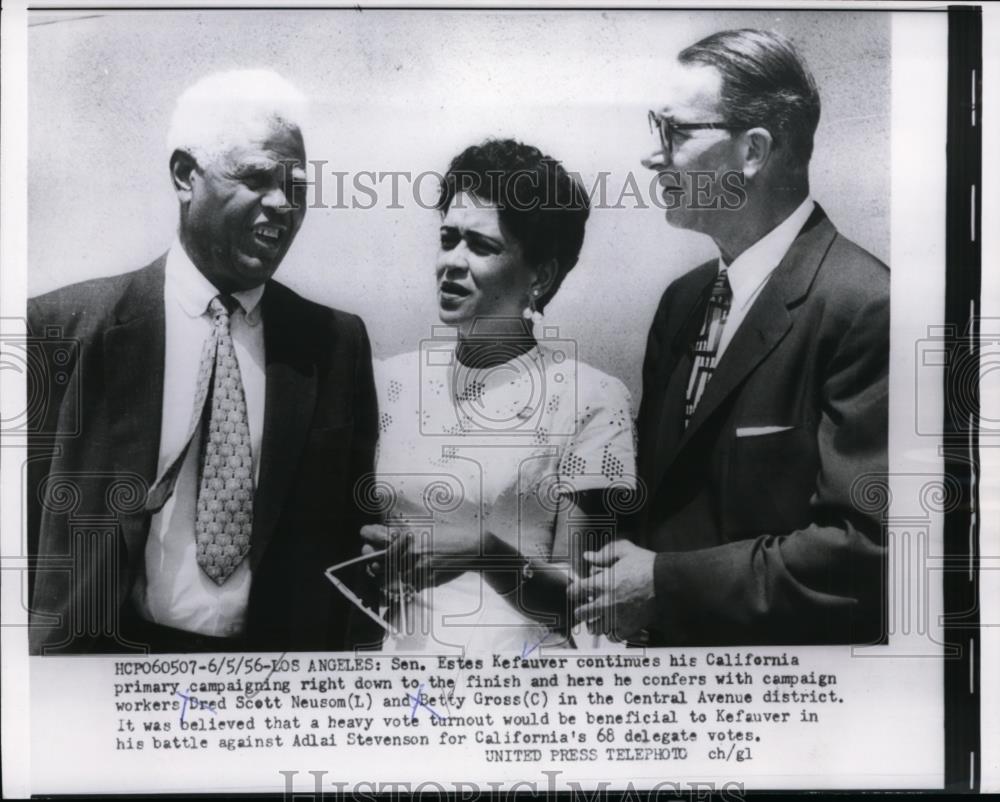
(28, 9), (889, 402)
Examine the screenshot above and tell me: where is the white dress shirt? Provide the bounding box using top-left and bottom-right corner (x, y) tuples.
(716, 197), (815, 359)
(131, 243), (267, 637)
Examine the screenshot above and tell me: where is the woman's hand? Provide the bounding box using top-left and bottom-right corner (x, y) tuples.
(360, 523), (391, 549)
(359, 523), (391, 578)
(360, 521), (482, 590)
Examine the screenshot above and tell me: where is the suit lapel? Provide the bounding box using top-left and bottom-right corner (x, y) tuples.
(655, 206), (838, 485)
(249, 283), (318, 571)
(103, 258), (167, 564)
(102, 266), (320, 575)
(675, 281), (792, 448)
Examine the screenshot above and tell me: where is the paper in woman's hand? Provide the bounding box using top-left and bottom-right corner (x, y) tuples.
(324, 549), (400, 635)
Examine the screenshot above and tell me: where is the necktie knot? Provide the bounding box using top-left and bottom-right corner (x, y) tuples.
(684, 268), (733, 425)
(711, 269), (732, 301)
(209, 294), (240, 327)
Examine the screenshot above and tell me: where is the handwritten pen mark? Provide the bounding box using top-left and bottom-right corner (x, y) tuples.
(522, 632), (552, 659)
(175, 691), (217, 724)
(407, 683), (444, 722)
(438, 655), (470, 716)
(246, 651), (288, 699)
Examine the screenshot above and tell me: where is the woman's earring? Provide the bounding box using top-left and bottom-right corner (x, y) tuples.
(522, 288), (543, 326)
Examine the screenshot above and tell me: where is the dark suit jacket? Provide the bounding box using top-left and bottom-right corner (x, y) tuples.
(635, 206), (889, 645)
(26, 256), (379, 654)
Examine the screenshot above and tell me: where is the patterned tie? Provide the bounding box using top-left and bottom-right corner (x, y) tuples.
(145, 295), (254, 584)
(684, 269), (732, 425)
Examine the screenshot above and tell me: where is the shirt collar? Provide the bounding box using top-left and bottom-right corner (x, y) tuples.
(720, 197), (815, 312)
(165, 241), (266, 324)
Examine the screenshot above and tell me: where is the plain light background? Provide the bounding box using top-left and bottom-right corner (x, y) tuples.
(27, 8), (890, 402)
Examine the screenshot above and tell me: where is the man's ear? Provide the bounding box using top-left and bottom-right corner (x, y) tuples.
(740, 127), (774, 180)
(170, 149), (198, 202)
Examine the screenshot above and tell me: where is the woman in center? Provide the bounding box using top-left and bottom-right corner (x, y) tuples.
(363, 139), (637, 652)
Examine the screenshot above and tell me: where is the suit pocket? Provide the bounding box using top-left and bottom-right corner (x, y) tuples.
(726, 424), (818, 537)
(735, 425), (795, 437)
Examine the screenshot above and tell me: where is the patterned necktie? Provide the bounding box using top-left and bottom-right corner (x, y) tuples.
(684, 269), (732, 425)
(145, 294), (253, 584)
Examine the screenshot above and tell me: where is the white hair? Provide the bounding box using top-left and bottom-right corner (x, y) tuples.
(167, 69), (308, 166)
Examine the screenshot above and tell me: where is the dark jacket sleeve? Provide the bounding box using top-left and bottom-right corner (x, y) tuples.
(342, 315), (385, 650)
(25, 294), (82, 598)
(348, 315), (379, 527)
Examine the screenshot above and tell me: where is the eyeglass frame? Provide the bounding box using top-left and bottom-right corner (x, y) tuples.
(647, 110), (745, 160)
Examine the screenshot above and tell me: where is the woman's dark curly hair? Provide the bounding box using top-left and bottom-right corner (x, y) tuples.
(437, 138), (591, 312)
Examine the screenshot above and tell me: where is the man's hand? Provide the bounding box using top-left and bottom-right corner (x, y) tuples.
(572, 540), (657, 640)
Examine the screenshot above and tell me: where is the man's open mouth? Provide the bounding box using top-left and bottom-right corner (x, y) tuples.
(252, 224), (284, 249)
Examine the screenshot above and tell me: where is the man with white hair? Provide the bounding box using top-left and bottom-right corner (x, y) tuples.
(27, 70), (378, 654)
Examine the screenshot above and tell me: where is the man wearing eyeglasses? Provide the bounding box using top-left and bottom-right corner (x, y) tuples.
(573, 29), (889, 645)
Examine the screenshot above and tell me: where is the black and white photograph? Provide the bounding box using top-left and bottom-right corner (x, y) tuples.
(1, 1), (994, 796)
(22, 10), (892, 656)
